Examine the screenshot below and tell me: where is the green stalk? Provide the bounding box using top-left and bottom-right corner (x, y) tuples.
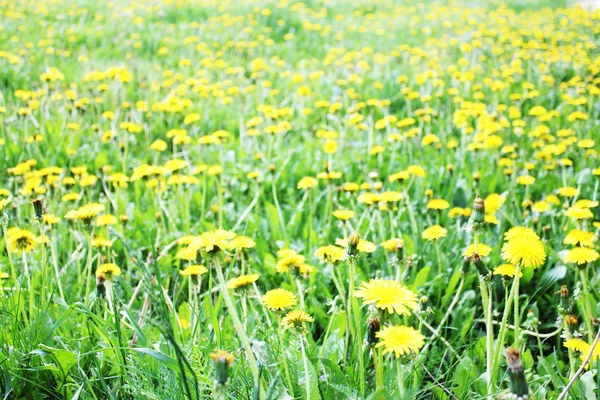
(491, 272), (518, 384)
(299, 334), (311, 400)
(513, 264), (522, 347)
(213, 255), (261, 395)
(579, 268), (595, 342)
(479, 276), (494, 395)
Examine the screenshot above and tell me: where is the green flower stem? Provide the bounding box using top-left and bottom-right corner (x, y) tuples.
(491, 271), (518, 385)
(579, 268), (595, 342)
(513, 264), (522, 348)
(299, 334), (311, 400)
(375, 346), (384, 390)
(478, 276), (494, 395)
(296, 277), (305, 309)
(213, 255), (261, 393)
(82, 230), (94, 308)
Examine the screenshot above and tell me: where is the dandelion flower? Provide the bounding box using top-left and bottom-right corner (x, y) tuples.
(426, 198), (450, 210)
(96, 214), (118, 226)
(281, 310), (314, 331)
(501, 230), (546, 268)
(332, 209), (355, 221)
(564, 338), (599, 363)
(564, 229), (596, 248)
(381, 238), (403, 252)
(314, 245), (345, 263)
(493, 264), (523, 278)
(354, 279), (418, 315)
(180, 264), (208, 276)
(227, 274), (259, 289)
(376, 325), (425, 357)
(262, 288), (297, 311)
(297, 177), (318, 190)
(65, 202), (105, 224)
(0, 198), (10, 212)
(6, 228), (37, 253)
(422, 225), (447, 241)
(565, 207), (593, 220)
(95, 263), (121, 279)
(563, 247), (599, 265)
(463, 243), (492, 257)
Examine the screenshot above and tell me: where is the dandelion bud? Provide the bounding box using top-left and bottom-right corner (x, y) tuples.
(461, 255), (471, 275)
(32, 198), (44, 220)
(395, 241), (404, 262)
(368, 171), (379, 180)
(565, 314), (578, 330)
(506, 347), (529, 398)
(367, 318), (380, 344)
(210, 349), (234, 386)
(268, 164), (275, 172)
(558, 285), (571, 314)
(119, 214), (129, 225)
(473, 172), (481, 181)
(471, 252), (489, 276)
(210, 204), (219, 213)
(446, 164), (454, 174)
(471, 195), (486, 225)
(347, 232), (360, 257)
(155, 211), (161, 221)
(96, 275), (106, 298)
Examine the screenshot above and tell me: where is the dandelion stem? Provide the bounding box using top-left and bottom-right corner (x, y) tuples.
(579, 268), (595, 342)
(513, 264), (522, 348)
(299, 334), (311, 400)
(213, 255), (261, 395)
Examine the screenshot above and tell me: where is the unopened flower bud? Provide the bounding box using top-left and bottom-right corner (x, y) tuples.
(210, 350), (234, 386)
(32, 198), (44, 220)
(471, 252), (489, 276)
(506, 348), (529, 398)
(347, 232), (360, 258)
(470, 196), (486, 225)
(558, 285), (571, 314)
(367, 318), (380, 345)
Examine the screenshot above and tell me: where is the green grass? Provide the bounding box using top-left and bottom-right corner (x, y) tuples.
(0, 0), (599, 399)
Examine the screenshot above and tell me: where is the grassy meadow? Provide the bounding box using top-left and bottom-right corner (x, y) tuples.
(0, 0), (600, 398)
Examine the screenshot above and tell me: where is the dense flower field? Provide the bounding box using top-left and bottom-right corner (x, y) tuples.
(0, 0), (599, 398)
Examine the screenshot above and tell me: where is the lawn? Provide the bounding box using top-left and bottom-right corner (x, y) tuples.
(0, 0), (599, 399)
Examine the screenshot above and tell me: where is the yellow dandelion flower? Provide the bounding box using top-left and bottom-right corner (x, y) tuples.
(501, 231), (546, 268)
(463, 244), (492, 257)
(226, 274), (259, 289)
(354, 279), (418, 315)
(6, 228), (37, 253)
(563, 247), (599, 265)
(65, 202), (105, 224)
(381, 238), (403, 252)
(375, 325), (425, 357)
(564, 338), (599, 363)
(281, 310), (314, 330)
(297, 176), (318, 190)
(564, 229), (596, 248)
(96, 214), (118, 226)
(565, 207), (593, 220)
(422, 225), (447, 241)
(95, 263), (121, 279)
(314, 245), (345, 263)
(426, 198), (450, 210)
(262, 288), (297, 311)
(493, 264), (523, 278)
(332, 209), (355, 221)
(180, 265), (208, 276)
